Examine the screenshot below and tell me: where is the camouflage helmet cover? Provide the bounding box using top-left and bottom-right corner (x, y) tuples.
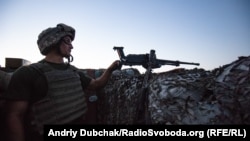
(37, 23), (75, 55)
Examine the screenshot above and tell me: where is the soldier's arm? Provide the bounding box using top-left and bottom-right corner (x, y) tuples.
(4, 100), (29, 141)
(87, 60), (120, 90)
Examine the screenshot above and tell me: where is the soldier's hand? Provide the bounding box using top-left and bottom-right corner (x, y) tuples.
(109, 60), (122, 72)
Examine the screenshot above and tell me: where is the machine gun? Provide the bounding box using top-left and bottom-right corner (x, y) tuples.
(113, 46), (200, 70)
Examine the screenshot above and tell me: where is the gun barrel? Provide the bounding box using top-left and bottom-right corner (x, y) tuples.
(157, 59), (200, 66)
(178, 61), (200, 66)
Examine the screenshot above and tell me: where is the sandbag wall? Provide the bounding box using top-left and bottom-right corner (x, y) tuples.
(96, 56), (250, 124)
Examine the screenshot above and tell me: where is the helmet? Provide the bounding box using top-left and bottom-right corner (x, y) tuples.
(37, 23), (75, 55)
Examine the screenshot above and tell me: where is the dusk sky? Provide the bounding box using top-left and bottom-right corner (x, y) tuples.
(1, 0), (249, 73)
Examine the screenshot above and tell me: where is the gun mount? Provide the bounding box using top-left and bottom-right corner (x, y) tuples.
(113, 46), (200, 70)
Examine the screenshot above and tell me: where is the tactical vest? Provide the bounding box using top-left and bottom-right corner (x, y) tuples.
(29, 63), (87, 135)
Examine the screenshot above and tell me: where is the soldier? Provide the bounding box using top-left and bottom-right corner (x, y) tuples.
(3, 23), (120, 141)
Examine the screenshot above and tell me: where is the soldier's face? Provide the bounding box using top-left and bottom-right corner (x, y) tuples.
(60, 36), (73, 57)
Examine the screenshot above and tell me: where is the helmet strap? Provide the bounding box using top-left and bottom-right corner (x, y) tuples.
(65, 55), (73, 66)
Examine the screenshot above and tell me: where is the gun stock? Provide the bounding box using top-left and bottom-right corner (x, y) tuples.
(113, 46), (125, 61)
